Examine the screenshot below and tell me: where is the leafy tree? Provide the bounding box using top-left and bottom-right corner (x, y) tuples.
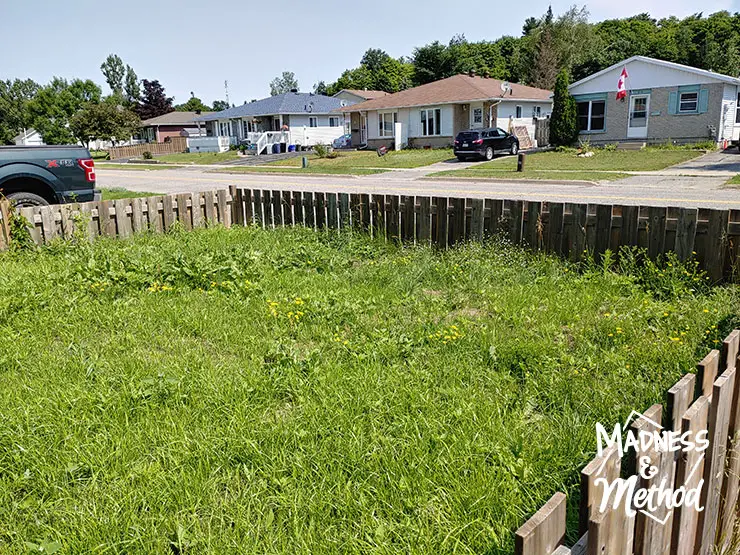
(212, 100), (230, 111)
(100, 54), (126, 94)
(412, 41), (449, 85)
(175, 93), (211, 112)
(124, 65), (140, 104)
(313, 81), (328, 95)
(135, 79), (173, 120)
(532, 23), (559, 89)
(28, 78), (102, 144)
(549, 70), (578, 146)
(0, 78), (39, 144)
(70, 97), (140, 148)
(269, 71), (299, 95)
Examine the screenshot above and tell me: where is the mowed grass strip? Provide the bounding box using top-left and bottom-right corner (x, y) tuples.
(96, 164), (182, 171)
(427, 169), (631, 181)
(209, 166), (388, 176)
(267, 148), (455, 169)
(156, 151), (240, 164)
(433, 148), (704, 178)
(100, 188), (159, 200)
(0, 226), (736, 554)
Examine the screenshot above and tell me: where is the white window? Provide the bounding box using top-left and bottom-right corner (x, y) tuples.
(736, 93), (740, 123)
(679, 92), (699, 113)
(515, 105), (522, 118)
(379, 112), (397, 137)
(420, 108), (441, 136)
(533, 106), (541, 118)
(473, 108), (482, 124)
(309, 116), (318, 127)
(576, 100), (606, 132)
(328, 116), (340, 127)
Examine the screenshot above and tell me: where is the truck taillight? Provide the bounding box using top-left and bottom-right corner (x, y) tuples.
(78, 158), (96, 182)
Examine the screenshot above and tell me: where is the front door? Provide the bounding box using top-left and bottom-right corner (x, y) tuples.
(360, 114), (367, 144)
(627, 94), (650, 139)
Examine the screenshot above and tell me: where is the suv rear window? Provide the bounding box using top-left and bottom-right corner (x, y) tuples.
(457, 131), (480, 141)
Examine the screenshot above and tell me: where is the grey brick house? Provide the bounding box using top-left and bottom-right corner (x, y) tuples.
(569, 56), (740, 146)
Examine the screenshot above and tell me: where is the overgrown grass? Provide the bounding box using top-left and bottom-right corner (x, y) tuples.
(268, 148), (455, 169)
(156, 151), (240, 164)
(0, 227), (736, 554)
(100, 188), (158, 200)
(435, 149), (702, 175)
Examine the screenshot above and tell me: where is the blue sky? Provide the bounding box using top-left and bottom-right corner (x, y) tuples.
(1, 0), (738, 105)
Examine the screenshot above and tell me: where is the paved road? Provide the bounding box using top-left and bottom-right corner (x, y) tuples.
(96, 156), (740, 209)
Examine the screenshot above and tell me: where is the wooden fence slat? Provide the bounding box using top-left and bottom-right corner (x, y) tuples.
(648, 206), (667, 259)
(262, 190), (273, 228)
(252, 190), (263, 227)
(176, 193), (191, 231)
(525, 201), (541, 249)
(569, 204), (587, 261)
(668, 373), (697, 432)
(370, 194), (383, 239)
(115, 199), (132, 237)
(292, 191), (304, 226)
(100, 201), (116, 237)
(39, 206), (56, 243)
(675, 208), (698, 261)
(131, 198), (145, 233)
(510, 200), (524, 245)
(360, 193), (370, 232)
(338, 193), (350, 229)
(191, 193), (203, 229)
(450, 197), (465, 245)
(470, 198), (484, 242)
(697, 350), (720, 399)
(326, 193), (338, 229)
(350, 193), (361, 230)
(705, 210), (729, 282)
(401, 195), (415, 242)
(515, 492), (567, 555)
(147, 196), (162, 233)
(696, 367), (736, 554)
(231, 186), (244, 226)
(303, 192), (314, 229)
(384, 195), (398, 242)
(621, 204), (639, 248)
(315, 192), (326, 229)
(719, 351), (740, 548)
(547, 203), (564, 255)
(281, 191), (292, 226)
(162, 195), (175, 232)
(594, 204), (612, 260)
(579, 445), (622, 536)
(672, 396), (711, 555)
(58, 204), (74, 239)
(271, 190), (283, 228)
(242, 189), (253, 226)
(417, 197), (431, 246)
(434, 197), (449, 248)
(0, 200), (11, 248)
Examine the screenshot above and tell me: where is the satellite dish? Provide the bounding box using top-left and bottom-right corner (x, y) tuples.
(501, 81), (510, 93)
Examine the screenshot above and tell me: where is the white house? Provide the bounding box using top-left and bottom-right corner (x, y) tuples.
(339, 73), (553, 149)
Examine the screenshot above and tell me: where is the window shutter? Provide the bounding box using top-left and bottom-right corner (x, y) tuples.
(668, 91), (678, 115)
(699, 88), (709, 113)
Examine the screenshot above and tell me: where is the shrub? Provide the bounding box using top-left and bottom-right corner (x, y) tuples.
(313, 144), (329, 158)
(142, 151), (153, 160)
(550, 70), (578, 147)
(326, 151), (340, 159)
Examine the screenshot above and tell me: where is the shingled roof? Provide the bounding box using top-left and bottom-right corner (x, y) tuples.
(196, 92), (345, 121)
(339, 74), (551, 112)
(141, 111), (214, 126)
(336, 89), (390, 100)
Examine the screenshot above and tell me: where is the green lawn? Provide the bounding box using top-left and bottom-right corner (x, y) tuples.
(428, 169), (630, 181)
(268, 148), (454, 169)
(100, 188), (158, 200)
(156, 151), (240, 164)
(210, 166), (388, 176)
(724, 174), (740, 187)
(96, 163), (181, 171)
(0, 226), (736, 554)
(434, 149), (703, 179)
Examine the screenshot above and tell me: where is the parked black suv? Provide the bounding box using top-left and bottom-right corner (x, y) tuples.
(454, 128), (519, 161)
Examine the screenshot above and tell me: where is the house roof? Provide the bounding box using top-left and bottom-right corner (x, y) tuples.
(570, 55), (740, 89)
(196, 92), (345, 121)
(339, 74), (552, 112)
(334, 89), (390, 100)
(141, 111), (214, 126)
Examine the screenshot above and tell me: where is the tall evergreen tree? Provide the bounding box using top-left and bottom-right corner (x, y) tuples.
(549, 70), (578, 146)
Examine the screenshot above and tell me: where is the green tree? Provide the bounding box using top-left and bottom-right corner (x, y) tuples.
(28, 78), (102, 144)
(175, 93), (211, 112)
(124, 65), (140, 104)
(212, 100), (230, 111)
(70, 98), (140, 148)
(269, 71), (299, 95)
(549, 70), (578, 146)
(135, 79), (173, 120)
(0, 78), (39, 144)
(100, 54), (126, 94)
(313, 81), (328, 95)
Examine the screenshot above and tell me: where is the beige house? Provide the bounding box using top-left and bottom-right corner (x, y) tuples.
(339, 74), (552, 149)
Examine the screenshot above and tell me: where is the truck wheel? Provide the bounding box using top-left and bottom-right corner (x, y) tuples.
(6, 192), (50, 207)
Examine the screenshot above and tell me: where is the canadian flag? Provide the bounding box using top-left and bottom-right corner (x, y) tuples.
(616, 67), (628, 100)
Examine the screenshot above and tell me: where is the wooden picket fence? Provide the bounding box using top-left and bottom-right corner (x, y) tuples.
(0, 187), (739, 282)
(516, 331), (740, 555)
(108, 137), (187, 160)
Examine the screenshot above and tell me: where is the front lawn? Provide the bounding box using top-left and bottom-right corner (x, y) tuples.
(96, 163), (181, 171)
(100, 188), (158, 200)
(267, 148), (454, 169)
(1, 226), (736, 553)
(428, 169), (630, 181)
(209, 166), (388, 176)
(432, 148), (703, 179)
(156, 151), (240, 164)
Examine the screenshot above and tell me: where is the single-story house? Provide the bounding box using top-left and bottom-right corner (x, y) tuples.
(139, 111), (212, 143)
(569, 55), (740, 146)
(332, 89), (390, 105)
(193, 91), (350, 153)
(339, 73), (553, 149)
(14, 128), (44, 146)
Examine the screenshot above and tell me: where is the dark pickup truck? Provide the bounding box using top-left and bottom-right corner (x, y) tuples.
(0, 145), (99, 207)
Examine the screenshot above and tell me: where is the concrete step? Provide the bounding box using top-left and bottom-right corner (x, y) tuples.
(616, 141), (646, 151)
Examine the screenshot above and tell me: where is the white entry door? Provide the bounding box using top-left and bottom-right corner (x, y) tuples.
(627, 94), (650, 139)
(360, 114), (367, 143)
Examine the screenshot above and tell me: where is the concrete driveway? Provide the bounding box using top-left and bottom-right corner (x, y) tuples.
(665, 149), (740, 175)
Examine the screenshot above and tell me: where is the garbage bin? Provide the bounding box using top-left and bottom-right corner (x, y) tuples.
(288, 145), (296, 152)
(272, 143), (280, 154)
